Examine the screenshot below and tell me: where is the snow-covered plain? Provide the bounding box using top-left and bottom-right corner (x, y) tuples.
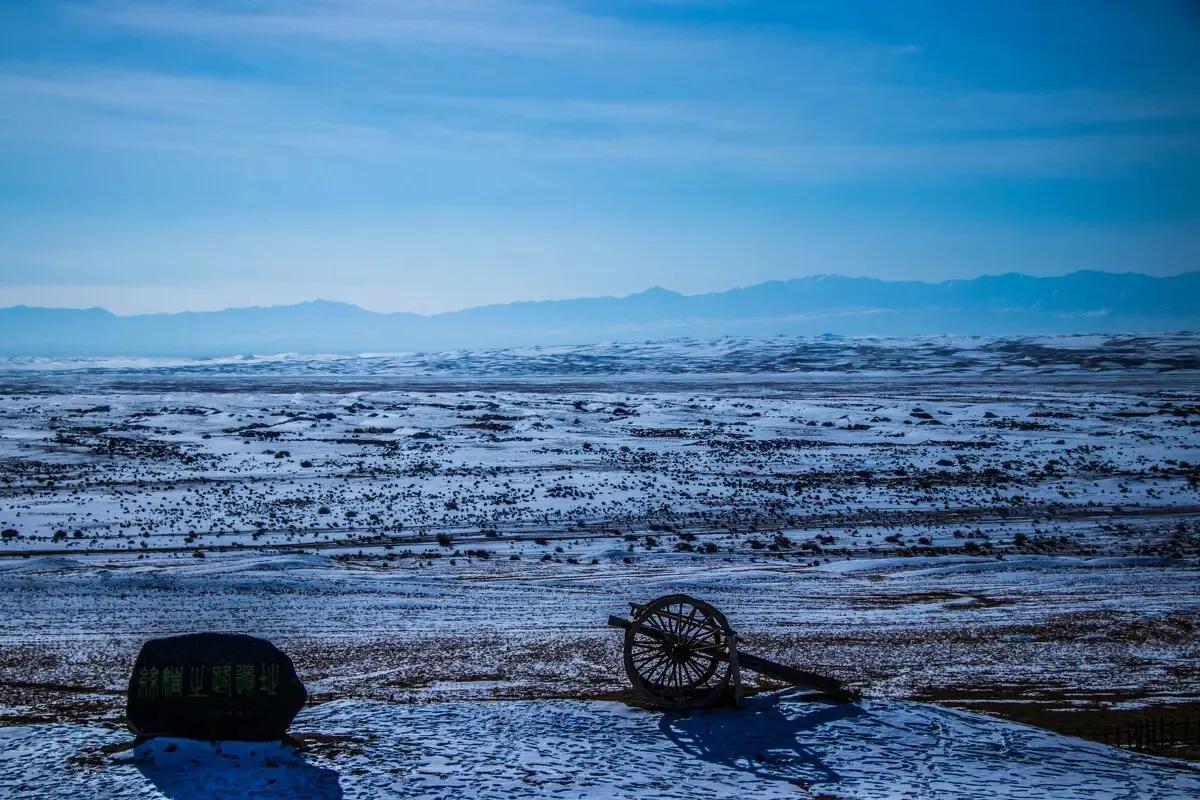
(3, 694), (1199, 799)
(0, 333), (1197, 797)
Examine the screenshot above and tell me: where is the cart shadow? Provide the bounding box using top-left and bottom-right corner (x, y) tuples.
(130, 737), (343, 800)
(658, 688), (864, 789)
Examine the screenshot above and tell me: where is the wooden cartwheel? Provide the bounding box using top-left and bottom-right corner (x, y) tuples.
(607, 593), (856, 710)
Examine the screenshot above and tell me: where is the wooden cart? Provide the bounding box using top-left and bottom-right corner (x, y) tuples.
(607, 593), (855, 710)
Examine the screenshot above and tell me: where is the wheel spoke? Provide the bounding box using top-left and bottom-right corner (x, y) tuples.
(643, 647), (672, 671)
(633, 642), (662, 662)
(685, 620), (722, 648)
(644, 656), (669, 683)
(680, 605), (700, 638)
(632, 650), (663, 665)
(633, 648), (665, 669)
(641, 613), (668, 636)
(686, 641), (717, 658)
(655, 611), (678, 639)
(632, 645), (663, 662)
(646, 652), (669, 682)
(679, 658), (701, 686)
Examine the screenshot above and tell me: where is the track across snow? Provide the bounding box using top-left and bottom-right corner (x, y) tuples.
(2, 693), (1197, 799)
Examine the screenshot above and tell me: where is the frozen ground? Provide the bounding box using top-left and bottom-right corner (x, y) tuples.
(2, 694), (1199, 799)
(0, 333), (1197, 796)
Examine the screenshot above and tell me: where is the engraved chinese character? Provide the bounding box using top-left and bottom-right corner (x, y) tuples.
(235, 663), (255, 697)
(137, 666), (159, 699)
(258, 663), (279, 696)
(211, 665), (232, 696)
(161, 666), (183, 699)
(187, 665), (206, 698)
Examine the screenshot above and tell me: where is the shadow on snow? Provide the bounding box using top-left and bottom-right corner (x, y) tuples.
(132, 737), (342, 800)
(659, 688), (863, 789)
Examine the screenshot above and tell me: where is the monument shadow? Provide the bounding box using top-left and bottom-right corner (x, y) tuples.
(132, 738), (343, 800)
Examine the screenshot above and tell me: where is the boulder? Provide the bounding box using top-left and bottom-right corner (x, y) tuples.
(126, 633), (307, 741)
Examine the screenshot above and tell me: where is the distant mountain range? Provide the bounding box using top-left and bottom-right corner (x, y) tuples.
(2, 271), (1197, 357)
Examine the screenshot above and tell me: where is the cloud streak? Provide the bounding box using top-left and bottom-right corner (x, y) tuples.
(3, 60), (1195, 180)
(71, 0), (682, 54)
(2, 1), (1190, 178)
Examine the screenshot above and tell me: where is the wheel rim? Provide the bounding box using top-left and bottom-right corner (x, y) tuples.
(623, 594), (733, 709)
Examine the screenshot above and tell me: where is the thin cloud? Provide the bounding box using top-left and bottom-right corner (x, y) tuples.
(2, 61), (1193, 178)
(70, 0), (677, 53)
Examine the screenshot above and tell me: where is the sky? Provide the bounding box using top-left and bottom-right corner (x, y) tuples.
(1, 0), (1199, 315)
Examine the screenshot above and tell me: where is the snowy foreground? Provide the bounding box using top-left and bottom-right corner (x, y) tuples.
(0, 334), (1197, 797)
(3, 693), (1198, 799)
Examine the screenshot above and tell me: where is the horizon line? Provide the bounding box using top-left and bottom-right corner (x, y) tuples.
(3, 268), (1196, 319)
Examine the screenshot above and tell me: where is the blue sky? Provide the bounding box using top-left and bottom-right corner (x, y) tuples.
(1, 0), (1198, 314)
